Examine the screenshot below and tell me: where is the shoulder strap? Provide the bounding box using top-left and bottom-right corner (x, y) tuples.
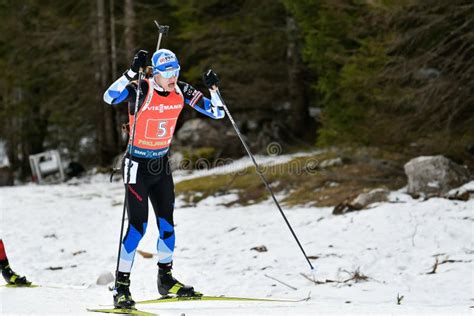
(135, 79), (154, 121)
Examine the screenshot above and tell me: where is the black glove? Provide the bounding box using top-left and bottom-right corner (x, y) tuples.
(203, 69), (219, 89)
(130, 50), (148, 73)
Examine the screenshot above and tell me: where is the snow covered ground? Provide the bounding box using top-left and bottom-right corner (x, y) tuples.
(0, 168), (473, 315)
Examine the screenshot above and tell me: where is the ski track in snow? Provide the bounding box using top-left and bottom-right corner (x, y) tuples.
(0, 170), (473, 315)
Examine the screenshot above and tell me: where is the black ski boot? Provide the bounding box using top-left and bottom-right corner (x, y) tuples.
(0, 260), (31, 286)
(157, 264), (199, 297)
(113, 272), (135, 309)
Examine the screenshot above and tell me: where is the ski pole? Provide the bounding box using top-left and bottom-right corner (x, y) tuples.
(154, 20), (169, 51)
(214, 88), (315, 271)
(114, 68), (144, 286)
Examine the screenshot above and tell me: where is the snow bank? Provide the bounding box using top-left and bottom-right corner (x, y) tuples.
(0, 169), (472, 315)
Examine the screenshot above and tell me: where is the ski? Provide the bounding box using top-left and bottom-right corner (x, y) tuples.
(1, 283), (88, 289)
(1, 283), (39, 288)
(137, 295), (303, 304)
(87, 307), (157, 316)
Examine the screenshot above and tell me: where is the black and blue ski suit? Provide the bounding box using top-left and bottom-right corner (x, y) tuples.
(104, 70), (225, 273)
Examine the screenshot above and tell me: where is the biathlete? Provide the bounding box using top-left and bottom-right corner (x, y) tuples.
(103, 48), (223, 308)
(0, 239), (31, 286)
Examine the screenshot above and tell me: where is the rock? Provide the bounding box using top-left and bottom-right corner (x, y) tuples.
(415, 67), (441, 80)
(466, 144), (474, 156)
(247, 119), (258, 130)
(250, 245), (268, 252)
(0, 166), (13, 186)
(445, 180), (474, 201)
(96, 271), (115, 286)
(350, 188), (390, 210)
(404, 156), (470, 196)
(47, 266), (63, 271)
(319, 157), (343, 168)
(175, 118), (244, 159)
(333, 203), (353, 215)
(169, 151), (184, 170)
(333, 188), (389, 215)
(176, 118), (220, 147)
(65, 162), (85, 178)
(446, 191), (470, 201)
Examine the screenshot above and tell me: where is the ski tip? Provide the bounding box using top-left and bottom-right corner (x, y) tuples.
(87, 307), (158, 316)
(137, 294), (304, 304)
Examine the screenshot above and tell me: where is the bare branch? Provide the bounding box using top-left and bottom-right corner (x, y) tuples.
(397, 293), (404, 305)
(427, 257), (439, 274)
(264, 274), (298, 291)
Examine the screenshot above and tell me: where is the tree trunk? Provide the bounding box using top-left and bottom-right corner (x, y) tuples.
(124, 0), (135, 60)
(3, 88), (19, 172)
(110, 0), (127, 150)
(115, 0), (136, 150)
(109, 0), (117, 80)
(286, 15), (313, 141)
(95, 0), (118, 165)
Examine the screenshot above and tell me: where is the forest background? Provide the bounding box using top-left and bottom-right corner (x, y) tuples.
(0, 0), (472, 178)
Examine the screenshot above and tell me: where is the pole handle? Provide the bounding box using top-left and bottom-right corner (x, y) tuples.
(154, 20), (169, 51)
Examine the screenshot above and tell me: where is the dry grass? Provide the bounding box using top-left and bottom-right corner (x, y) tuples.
(175, 147), (408, 207)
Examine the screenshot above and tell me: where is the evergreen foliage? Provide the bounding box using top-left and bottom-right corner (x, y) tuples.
(0, 0), (472, 176)
(286, 0), (473, 160)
